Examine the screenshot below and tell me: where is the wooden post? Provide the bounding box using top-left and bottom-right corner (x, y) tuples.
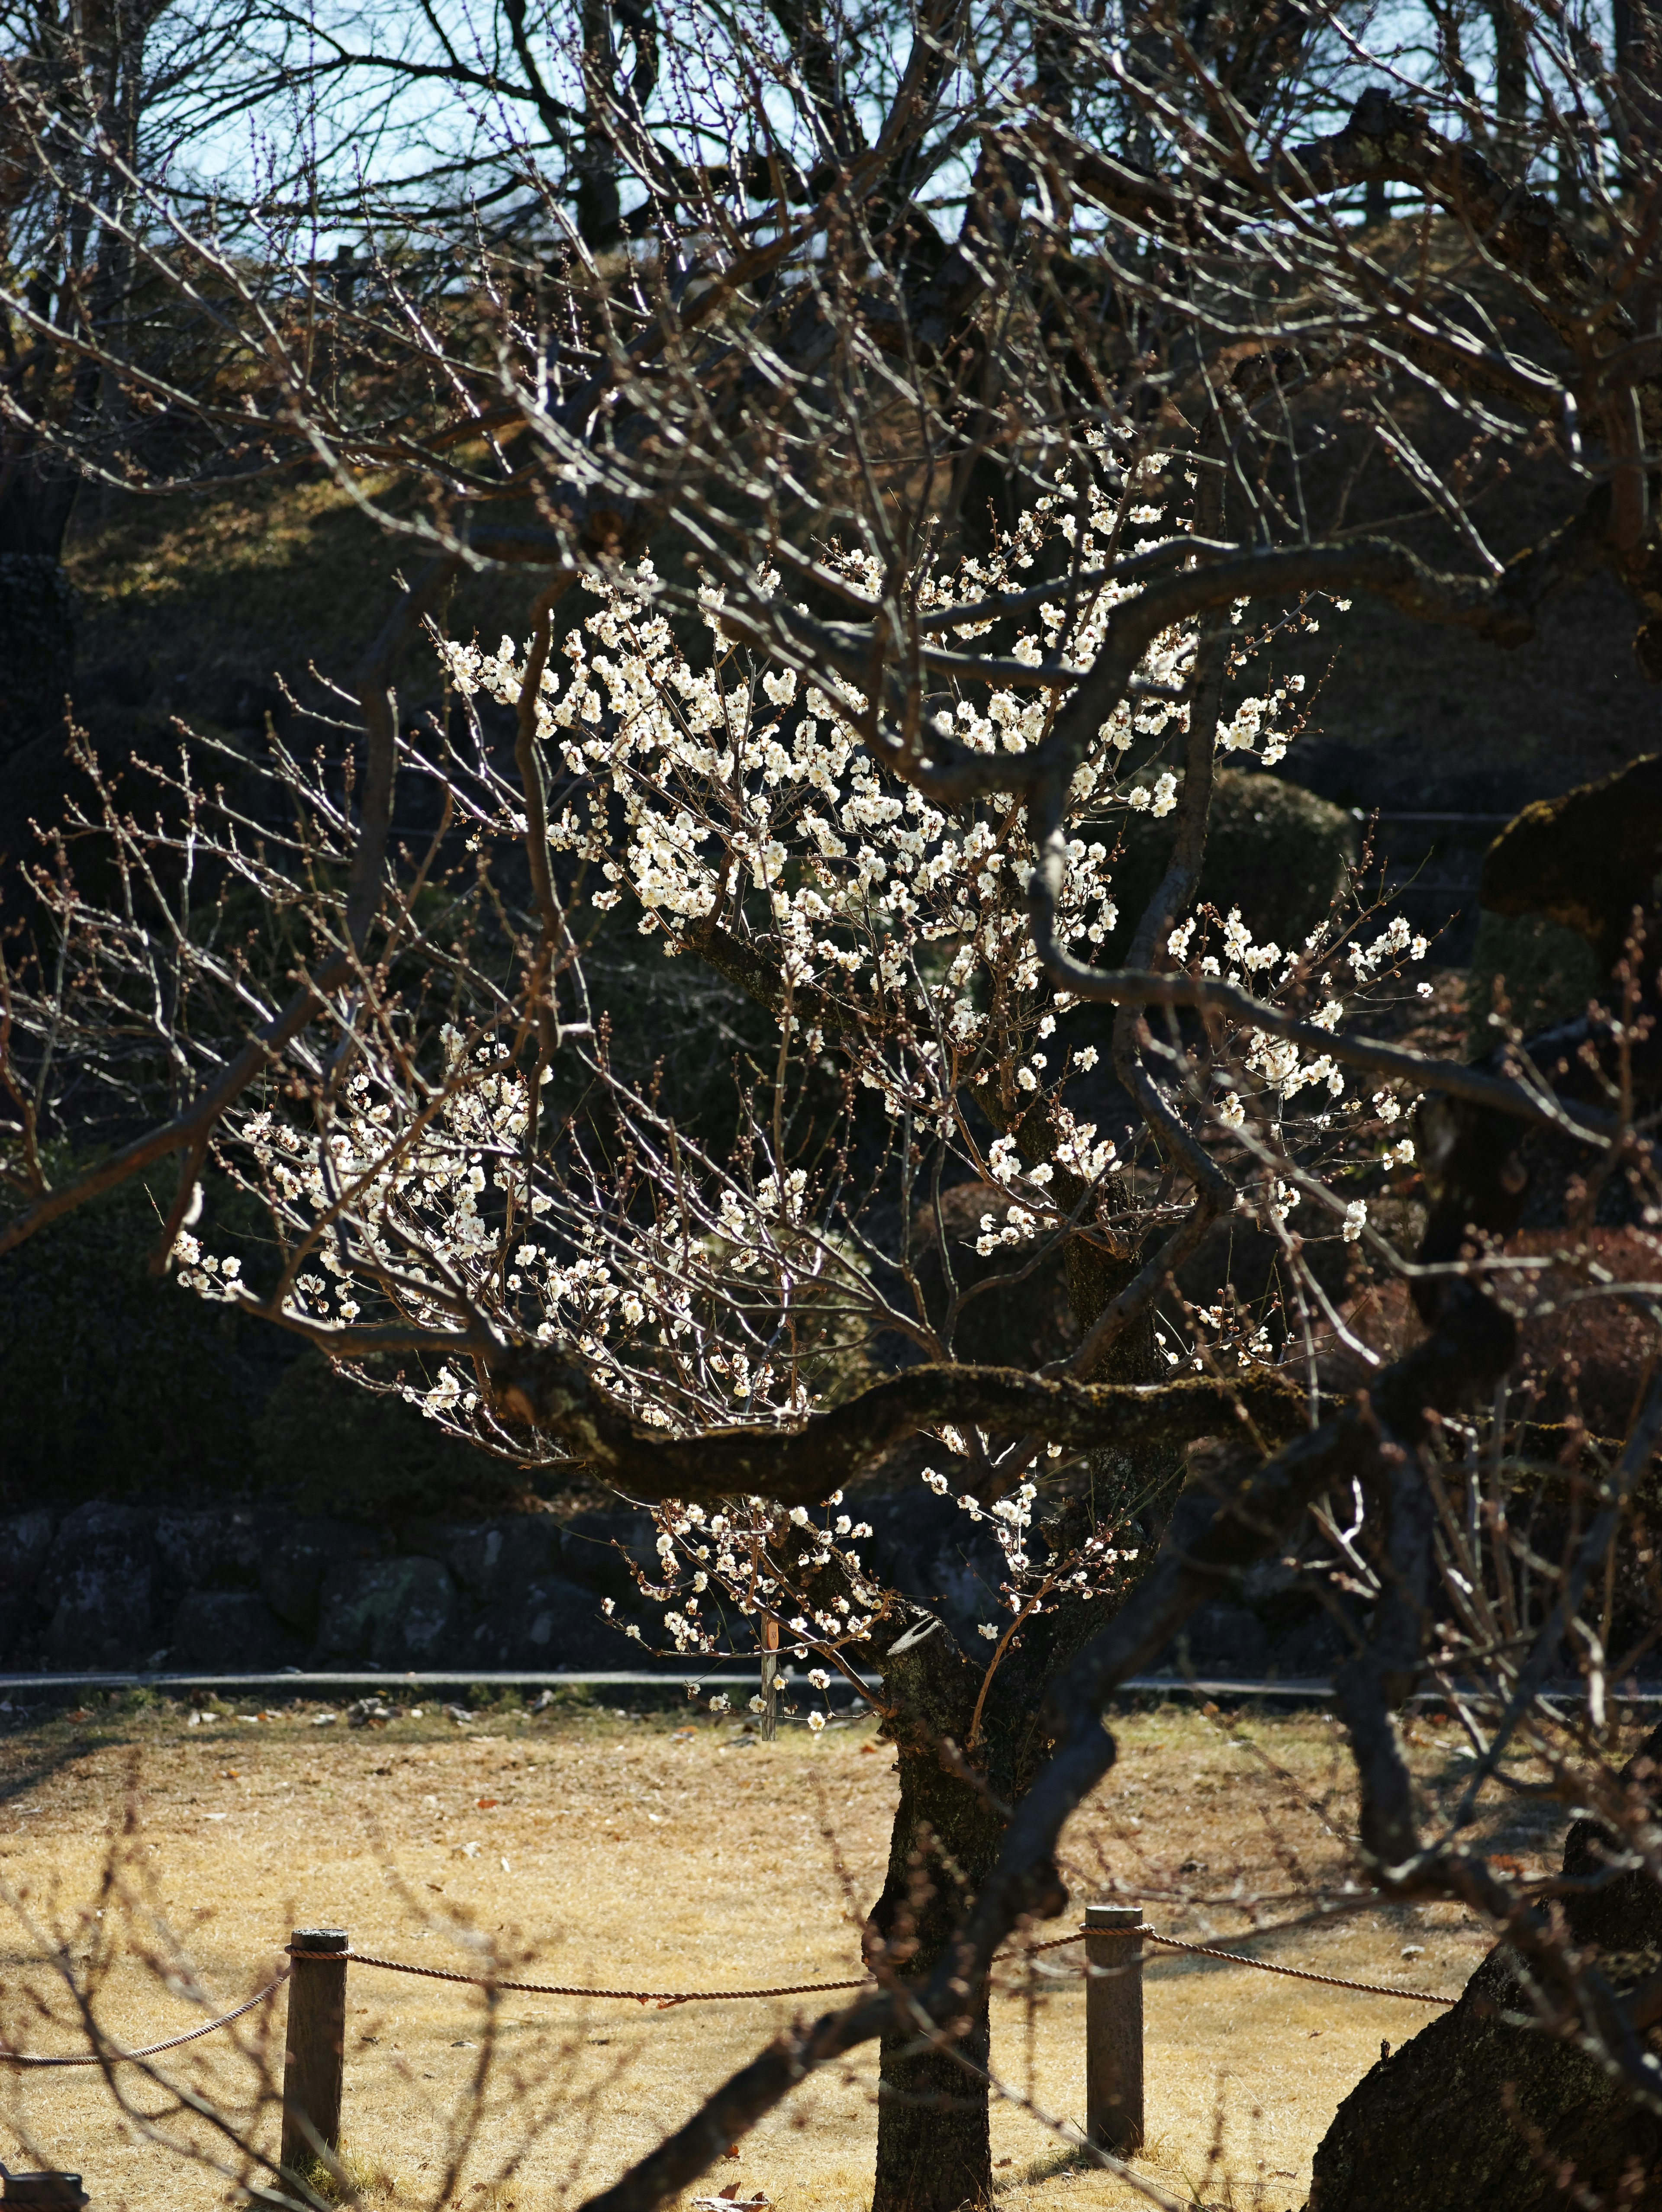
(1084, 1903), (1144, 2156)
(1, 2176), (89, 2209)
(760, 1616), (779, 1743)
(282, 1928), (348, 2174)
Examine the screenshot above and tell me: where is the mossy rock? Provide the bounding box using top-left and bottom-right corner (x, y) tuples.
(1104, 769), (1358, 959)
(1466, 910), (1603, 1048)
(1479, 752), (1662, 962)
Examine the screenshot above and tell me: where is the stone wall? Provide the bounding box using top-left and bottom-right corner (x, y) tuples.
(0, 1488), (1353, 1680)
(0, 1504), (662, 1673)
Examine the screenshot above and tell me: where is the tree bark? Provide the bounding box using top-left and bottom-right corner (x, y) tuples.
(863, 1238), (1182, 2212)
(867, 1617), (1002, 2212)
(1309, 1723), (1662, 2211)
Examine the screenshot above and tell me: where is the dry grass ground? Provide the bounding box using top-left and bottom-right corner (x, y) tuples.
(0, 1694), (1608, 2212)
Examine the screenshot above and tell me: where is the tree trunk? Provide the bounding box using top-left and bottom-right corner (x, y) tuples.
(867, 1617), (1001, 2212)
(863, 1234), (1182, 2212)
(1309, 1722), (1662, 2211)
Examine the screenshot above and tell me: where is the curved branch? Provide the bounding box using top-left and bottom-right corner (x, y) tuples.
(1286, 87), (1607, 346)
(1015, 965), (1621, 1145)
(487, 1354), (1304, 1502)
(680, 916), (868, 1035)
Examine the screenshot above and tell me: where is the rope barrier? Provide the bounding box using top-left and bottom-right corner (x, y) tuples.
(0, 1926), (1457, 2062)
(294, 1930), (1456, 2010)
(0, 1972), (292, 2067)
(288, 1949), (870, 2005)
(1023, 1926), (1456, 2005)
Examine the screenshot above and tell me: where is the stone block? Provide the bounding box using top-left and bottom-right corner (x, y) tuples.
(168, 1591), (305, 1671)
(403, 1517), (564, 1601)
(312, 1556), (458, 1666)
(155, 1508), (282, 1596)
(260, 1523), (364, 1631)
(469, 1574), (634, 1668)
(38, 1502), (157, 1668)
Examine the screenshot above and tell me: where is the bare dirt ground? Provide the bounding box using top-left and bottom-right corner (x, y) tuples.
(0, 1693), (1607, 2212)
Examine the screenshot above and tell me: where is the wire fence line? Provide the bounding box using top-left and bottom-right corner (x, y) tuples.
(0, 1925), (1457, 2066)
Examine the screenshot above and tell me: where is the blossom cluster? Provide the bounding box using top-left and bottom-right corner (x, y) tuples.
(921, 1468), (1137, 1632)
(168, 459), (1429, 1681)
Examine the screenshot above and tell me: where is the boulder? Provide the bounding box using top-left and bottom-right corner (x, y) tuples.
(1309, 1723), (1662, 2211)
(468, 1575), (632, 1668)
(0, 1509), (56, 1593)
(155, 1508), (282, 1597)
(169, 1591), (305, 1670)
(0, 1510), (56, 1660)
(260, 1522), (364, 1632)
(403, 1516), (564, 1602)
(38, 1502), (157, 1668)
(312, 1556), (458, 1666)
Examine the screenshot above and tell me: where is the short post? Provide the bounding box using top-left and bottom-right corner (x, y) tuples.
(0, 2174), (89, 2209)
(1084, 1903), (1144, 2156)
(281, 1928), (348, 2175)
(760, 1616), (780, 1744)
